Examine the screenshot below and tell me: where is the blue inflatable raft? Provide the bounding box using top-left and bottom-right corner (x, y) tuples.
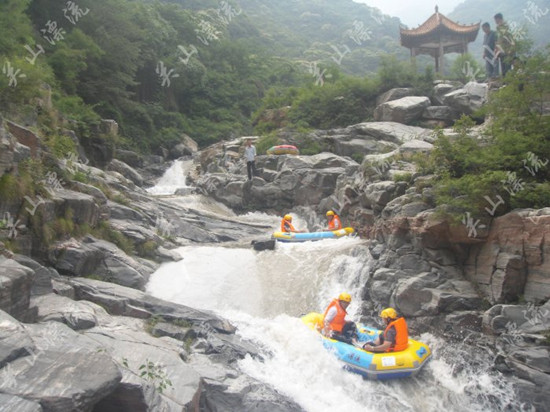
(272, 227), (354, 242)
(302, 312), (432, 380)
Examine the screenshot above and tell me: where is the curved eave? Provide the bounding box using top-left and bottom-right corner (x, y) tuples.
(400, 25), (480, 49)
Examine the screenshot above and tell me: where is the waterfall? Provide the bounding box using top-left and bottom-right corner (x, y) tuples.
(146, 229), (526, 412)
(146, 159), (192, 195)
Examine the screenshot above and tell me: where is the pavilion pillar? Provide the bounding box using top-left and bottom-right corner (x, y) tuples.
(438, 39), (444, 74)
(410, 47), (417, 68)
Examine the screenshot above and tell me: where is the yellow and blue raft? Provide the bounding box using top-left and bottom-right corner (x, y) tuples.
(301, 312), (432, 380)
(272, 227), (354, 242)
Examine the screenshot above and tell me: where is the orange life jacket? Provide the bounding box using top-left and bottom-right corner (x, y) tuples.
(281, 219), (296, 232)
(383, 317), (408, 352)
(328, 215), (342, 230)
(323, 299), (347, 333)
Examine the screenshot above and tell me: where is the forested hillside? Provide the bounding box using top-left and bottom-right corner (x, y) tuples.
(0, 0), (413, 152)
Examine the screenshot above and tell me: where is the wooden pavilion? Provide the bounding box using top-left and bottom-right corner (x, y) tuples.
(400, 6), (480, 73)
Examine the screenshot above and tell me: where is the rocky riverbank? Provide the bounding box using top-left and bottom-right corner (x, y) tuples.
(1, 79), (549, 411)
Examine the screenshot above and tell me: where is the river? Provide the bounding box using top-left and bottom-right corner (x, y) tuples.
(145, 160), (529, 412)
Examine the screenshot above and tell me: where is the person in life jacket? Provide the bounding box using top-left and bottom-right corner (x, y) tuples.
(280, 214), (302, 233)
(326, 210), (342, 230)
(362, 307), (409, 352)
(322, 293), (357, 345)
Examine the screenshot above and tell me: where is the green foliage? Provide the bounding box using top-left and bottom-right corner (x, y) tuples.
(44, 133), (76, 159)
(255, 133), (280, 155)
(92, 221), (134, 254)
(415, 46), (550, 219)
(393, 173), (413, 183)
(139, 359), (173, 394)
(449, 53), (483, 83)
(136, 240), (157, 259)
(294, 134), (324, 156)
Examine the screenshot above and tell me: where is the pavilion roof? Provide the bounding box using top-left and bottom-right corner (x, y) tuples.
(400, 7), (480, 49)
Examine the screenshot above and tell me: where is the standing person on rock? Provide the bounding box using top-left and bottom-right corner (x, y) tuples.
(326, 210), (342, 230)
(482, 22), (498, 80)
(244, 138), (257, 180)
(362, 307), (409, 353)
(322, 293), (358, 345)
(494, 13), (515, 77)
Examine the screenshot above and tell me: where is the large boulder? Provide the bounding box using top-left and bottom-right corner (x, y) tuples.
(393, 274), (482, 317)
(50, 189), (100, 227)
(115, 149), (144, 169)
(107, 159), (144, 187)
(169, 134), (199, 159)
(359, 181), (407, 212)
(345, 122), (433, 144)
(0, 309), (34, 369)
(376, 87), (415, 106)
(432, 82), (461, 105)
(443, 82), (488, 116)
(0, 394), (42, 411)
(374, 96), (431, 124)
(465, 209), (550, 303)
(0, 258), (34, 319)
(0, 322), (122, 412)
(48, 237), (154, 290)
(30, 293), (110, 330)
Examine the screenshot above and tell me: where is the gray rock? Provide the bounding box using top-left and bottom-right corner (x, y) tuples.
(510, 347), (550, 374)
(31, 294), (109, 330)
(333, 138), (395, 158)
(0, 122), (15, 178)
(443, 82), (488, 116)
(0, 310), (34, 369)
(48, 237), (154, 290)
(12, 255), (54, 297)
(0, 394), (42, 412)
(376, 87), (415, 106)
(50, 189), (100, 227)
(347, 122), (432, 144)
(432, 82), (460, 105)
(70, 278), (237, 334)
(374, 96), (431, 124)
(359, 181), (407, 212)
(92, 368), (182, 412)
(84, 319), (201, 409)
(0, 349), (121, 412)
(394, 275), (482, 317)
(194, 379), (305, 412)
(398, 139), (434, 156)
(0, 257), (34, 319)
(422, 106), (458, 121)
(107, 159), (144, 187)
(115, 149), (144, 168)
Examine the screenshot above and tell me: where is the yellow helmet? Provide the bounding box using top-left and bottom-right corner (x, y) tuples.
(380, 307), (398, 319)
(338, 293), (352, 303)
(326, 210), (335, 216)
(284, 214), (292, 221)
